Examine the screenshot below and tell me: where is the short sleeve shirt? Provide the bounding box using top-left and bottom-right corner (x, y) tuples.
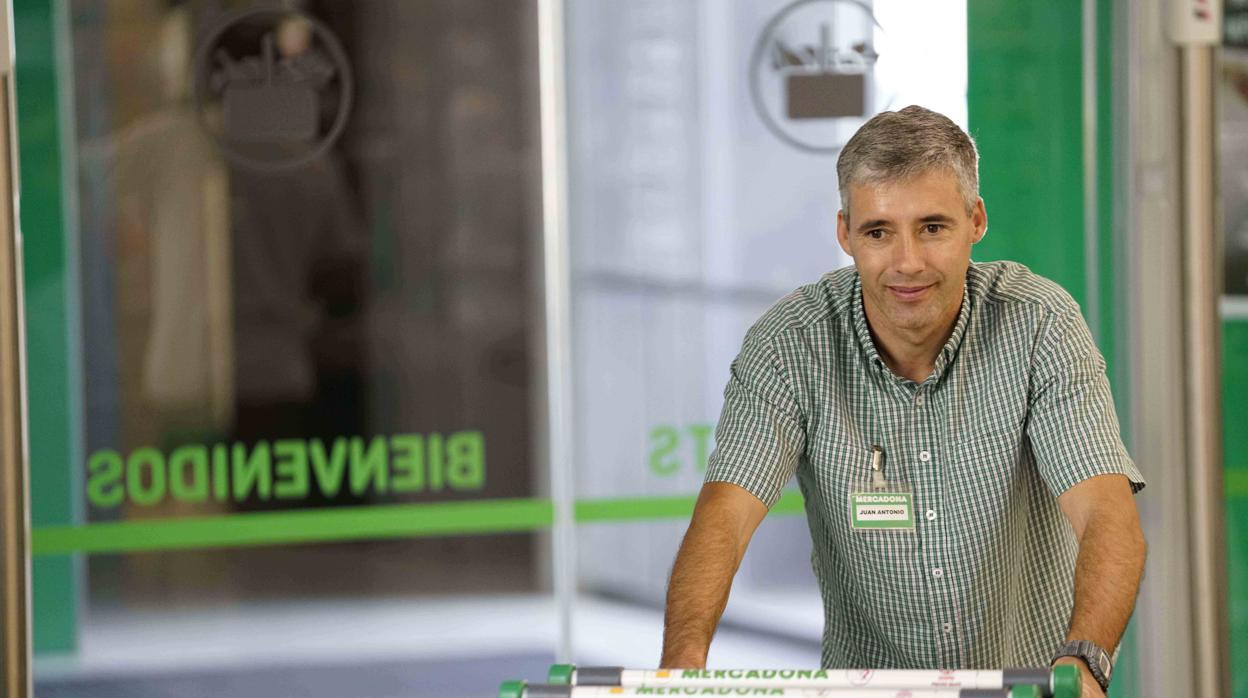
(704, 261), (1145, 670)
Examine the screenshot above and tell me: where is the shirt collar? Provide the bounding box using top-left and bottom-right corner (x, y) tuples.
(850, 267), (973, 384)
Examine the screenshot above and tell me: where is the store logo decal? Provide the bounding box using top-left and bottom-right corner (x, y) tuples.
(749, 0), (882, 154)
(193, 8), (353, 171)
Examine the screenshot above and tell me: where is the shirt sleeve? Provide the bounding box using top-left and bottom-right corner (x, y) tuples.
(703, 334), (806, 508)
(1027, 309), (1146, 497)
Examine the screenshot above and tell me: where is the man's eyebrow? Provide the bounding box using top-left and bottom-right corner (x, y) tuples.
(919, 214), (958, 224)
(855, 218), (890, 233)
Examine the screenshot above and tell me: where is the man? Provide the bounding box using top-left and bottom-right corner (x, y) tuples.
(659, 106), (1146, 698)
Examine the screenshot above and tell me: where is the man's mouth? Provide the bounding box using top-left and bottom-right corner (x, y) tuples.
(887, 283), (934, 302)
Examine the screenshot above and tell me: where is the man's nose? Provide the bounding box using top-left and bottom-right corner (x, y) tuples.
(893, 233), (925, 276)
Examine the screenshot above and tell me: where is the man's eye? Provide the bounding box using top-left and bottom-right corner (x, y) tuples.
(865, 229), (885, 239)
(924, 224), (944, 234)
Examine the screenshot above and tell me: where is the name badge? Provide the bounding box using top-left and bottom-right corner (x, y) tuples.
(847, 445), (915, 532)
(848, 488), (915, 531)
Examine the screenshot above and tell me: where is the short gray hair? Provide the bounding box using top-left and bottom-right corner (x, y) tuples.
(836, 105), (979, 216)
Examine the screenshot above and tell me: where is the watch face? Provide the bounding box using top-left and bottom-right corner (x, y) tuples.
(1097, 652), (1112, 679)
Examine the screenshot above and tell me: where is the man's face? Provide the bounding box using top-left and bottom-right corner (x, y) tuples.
(836, 169), (987, 338)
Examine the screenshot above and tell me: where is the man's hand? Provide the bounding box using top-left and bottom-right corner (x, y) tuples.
(1053, 656), (1105, 698)
(660, 482), (769, 668)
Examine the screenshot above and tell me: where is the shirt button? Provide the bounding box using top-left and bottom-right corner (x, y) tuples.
(942, 622), (953, 633)
(915, 394), (925, 405)
(932, 568), (944, 578)
(919, 450), (931, 462)
(926, 509), (937, 521)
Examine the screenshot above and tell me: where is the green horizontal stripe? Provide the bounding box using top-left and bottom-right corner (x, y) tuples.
(575, 494), (698, 522)
(32, 498), (554, 556)
(31, 491), (809, 556)
(573, 490), (806, 522)
(29, 470), (1248, 556)
(772, 490), (807, 514)
(1226, 469), (1248, 498)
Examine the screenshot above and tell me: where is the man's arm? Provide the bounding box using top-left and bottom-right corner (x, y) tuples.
(660, 481), (769, 668)
(1054, 473), (1147, 696)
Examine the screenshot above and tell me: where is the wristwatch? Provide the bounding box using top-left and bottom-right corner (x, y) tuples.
(1052, 640), (1113, 692)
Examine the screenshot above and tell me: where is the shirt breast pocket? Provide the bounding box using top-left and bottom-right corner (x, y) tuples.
(949, 424), (1027, 532)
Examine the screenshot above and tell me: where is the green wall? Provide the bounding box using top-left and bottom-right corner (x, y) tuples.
(969, 3), (1088, 302)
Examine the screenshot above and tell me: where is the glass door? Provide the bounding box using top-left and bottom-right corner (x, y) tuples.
(22, 2), (553, 696)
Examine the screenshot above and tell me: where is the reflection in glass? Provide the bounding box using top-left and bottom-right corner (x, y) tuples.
(38, 1), (549, 695)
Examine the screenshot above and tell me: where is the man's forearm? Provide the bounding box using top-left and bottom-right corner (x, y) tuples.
(1065, 505), (1147, 650)
(660, 506), (746, 667)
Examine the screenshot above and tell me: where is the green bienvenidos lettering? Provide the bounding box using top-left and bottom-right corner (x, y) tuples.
(127, 447), (166, 506)
(86, 449), (124, 507)
(169, 445), (209, 503)
(446, 431), (485, 489)
(390, 434), (424, 493)
(84, 432), (488, 508)
(233, 441), (272, 500)
(350, 436), (388, 495)
(273, 439), (310, 500)
(428, 433), (444, 491)
(310, 437), (349, 496)
(212, 443), (229, 501)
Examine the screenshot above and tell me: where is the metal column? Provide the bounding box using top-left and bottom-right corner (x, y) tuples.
(0, 0), (31, 693)
(1178, 43), (1231, 698)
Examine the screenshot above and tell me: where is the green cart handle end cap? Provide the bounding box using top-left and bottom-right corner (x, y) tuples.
(1009, 685), (1043, 698)
(547, 664), (575, 685)
(499, 680), (526, 698)
(1050, 663), (1082, 698)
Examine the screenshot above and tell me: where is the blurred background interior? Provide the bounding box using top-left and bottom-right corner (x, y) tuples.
(1, 0), (1243, 696)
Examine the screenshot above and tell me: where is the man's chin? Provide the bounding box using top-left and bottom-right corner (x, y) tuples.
(883, 308), (935, 332)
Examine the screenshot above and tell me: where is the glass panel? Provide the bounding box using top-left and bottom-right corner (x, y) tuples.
(28, 1), (551, 696)
(565, 0), (967, 667)
(1218, 36), (1248, 698)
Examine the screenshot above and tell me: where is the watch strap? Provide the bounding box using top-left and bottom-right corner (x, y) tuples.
(1052, 640), (1112, 692)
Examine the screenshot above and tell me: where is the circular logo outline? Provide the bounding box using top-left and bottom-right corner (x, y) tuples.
(192, 8), (354, 172)
(748, 0), (883, 155)
(846, 668), (875, 686)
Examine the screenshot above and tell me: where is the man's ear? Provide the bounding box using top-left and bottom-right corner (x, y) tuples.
(836, 209), (853, 257)
(971, 197), (988, 243)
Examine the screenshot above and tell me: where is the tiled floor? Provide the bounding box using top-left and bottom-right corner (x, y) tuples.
(33, 594), (822, 697)
(37, 654), (554, 698)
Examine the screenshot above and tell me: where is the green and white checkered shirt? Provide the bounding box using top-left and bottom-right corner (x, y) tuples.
(704, 261), (1145, 670)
